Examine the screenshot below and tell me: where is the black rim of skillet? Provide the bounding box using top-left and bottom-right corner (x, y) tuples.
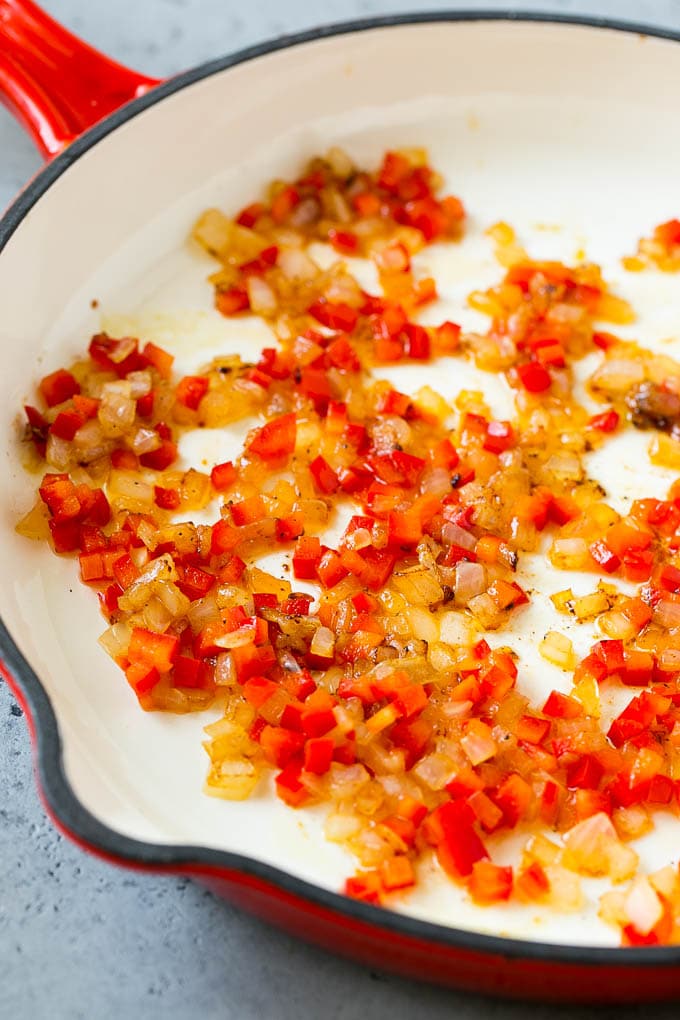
(2, 9), (680, 970)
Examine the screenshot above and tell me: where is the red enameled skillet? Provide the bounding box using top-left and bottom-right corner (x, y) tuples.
(3, 1), (680, 1000)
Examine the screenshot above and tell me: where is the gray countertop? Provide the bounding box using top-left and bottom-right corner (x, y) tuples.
(2, 2), (680, 1017)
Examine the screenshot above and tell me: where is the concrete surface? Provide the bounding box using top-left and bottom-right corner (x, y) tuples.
(2, 1), (680, 1017)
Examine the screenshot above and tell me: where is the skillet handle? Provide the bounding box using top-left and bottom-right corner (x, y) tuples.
(0, 0), (161, 158)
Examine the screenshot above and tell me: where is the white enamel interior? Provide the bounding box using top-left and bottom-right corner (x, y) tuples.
(2, 20), (680, 946)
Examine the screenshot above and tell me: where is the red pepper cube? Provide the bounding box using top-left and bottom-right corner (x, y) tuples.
(210, 461), (237, 491)
(210, 519), (240, 555)
(231, 643), (277, 682)
(72, 394), (99, 419)
(531, 338), (565, 368)
(139, 439), (178, 471)
(142, 341), (174, 379)
(216, 286), (250, 316)
(48, 518), (81, 553)
(177, 564), (215, 601)
(344, 871), (383, 904)
(260, 726), (305, 768)
(430, 800), (489, 878)
(392, 684), (428, 719)
(310, 455), (339, 495)
(292, 536), (322, 580)
(50, 409), (84, 441)
(379, 856), (415, 892)
(328, 228), (359, 255)
(111, 449), (138, 471)
(303, 737), (335, 775)
(128, 628), (179, 674)
(592, 639), (625, 675)
(230, 495), (266, 527)
(468, 861), (513, 905)
(301, 690), (337, 737)
(315, 548), (349, 589)
(483, 420), (514, 454)
(516, 362), (551, 393)
(589, 539), (621, 574)
(308, 299), (358, 332)
(176, 375), (209, 411)
(566, 754), (604, 790)
(112, 553), (139, 590)
(493, 773), (532, 828)
(621, 649), (656, 686)
(246, 412), (297, 462)
(434, 320), (461, 354)
(126, 661), (160, 697)
(588, 409), (619, 432)
(173, 656), (213, 690)
(515, 715), (550, 745)
(78, 552), (106, 582)
(39, 368), (80, 408)
(281, 595), (313, 617)
(236, 202), (265, 228)
(275, 761), (309, 807)
(154, 486), (181, 510)
(275, 513), (305, 542)
(404, 323), (430, 360)
(242, 675), (279, 708)
(542, 690), (583, 719)
(270, 185), (300, 224)
(659, 564), (680, 593)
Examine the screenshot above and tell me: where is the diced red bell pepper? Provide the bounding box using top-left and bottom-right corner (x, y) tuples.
(173, 656), (213, 689)
(126, 661), (160, 697)
(468, 861), (513, 904)
(242, 675), (279, 708)
(230, 495), (266, 526)
(380, 856), (415, 892)
(588, 409), (619, 432)
(176, 375), (209, 410)
(310, 455), (339, 494)
(566, 754), (604, 790)
(308, 299), (358, 332)
(216, 286), (250, 316)
(210, 461), (237, 491)
(492, 773), (532, 828)
(275, 761), (309, 807)
(39, 368), (80, 407)
(142, 341), (174, 378)
(303, 737), (335, 775)
(428, 800), (489, 878)
(301, 690), (337, 737)
(315, 547), (349, 588)
(260, 726), (305, 768)
(50, 409), (84, 441)
(177, 564), (215, 601)
(271, 185), (300, 223)
(542, 690), (583, 718)
(210, 519), (240, 555)
(246, 412), (297, 462)
(139, 439), (177, 471)
(589, 539), (621, 574)
(516, 362), (551, 393)
(154, 486), (181, 510)
(128, 627), (179, 673)
(621, 649), (655, 687)
(292, 536), (322, 580)
(515, 715), (550, 745)
(483, 421), (514, 454)
(328, 228), (359, 255)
